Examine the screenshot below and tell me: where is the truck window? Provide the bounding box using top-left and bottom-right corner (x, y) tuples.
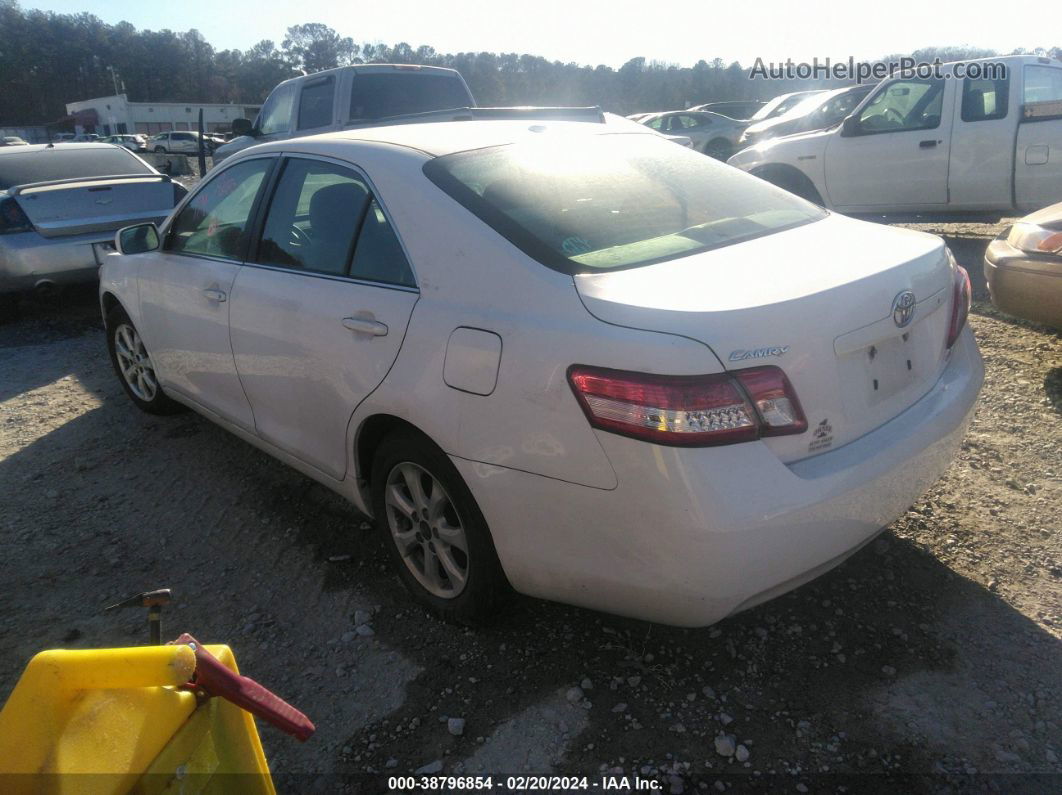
(961, 76), (1008, 121)
(1023, 65), (1062, 113)
(297, 76), (335, 130)
(258, 81), (297, 136)
(348, 73), (472, 121)
(856, 79), (943, 133)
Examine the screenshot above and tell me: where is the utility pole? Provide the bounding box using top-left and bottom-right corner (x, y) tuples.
(107, 66), (120, 96)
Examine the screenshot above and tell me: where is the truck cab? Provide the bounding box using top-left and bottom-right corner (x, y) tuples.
(212, 64), (476, 165)
(728, 56), (1062, 216)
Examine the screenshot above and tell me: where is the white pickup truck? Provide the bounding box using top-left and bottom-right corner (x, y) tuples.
(728, 55), (1062, 216)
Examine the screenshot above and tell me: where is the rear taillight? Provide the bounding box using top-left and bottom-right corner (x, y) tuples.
(0, 197), (32, 235)
(567, 364), (807, 447)
(946, 265), (971, 348)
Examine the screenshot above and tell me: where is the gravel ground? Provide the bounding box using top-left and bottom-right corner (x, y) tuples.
(0, 222), (1059, 792)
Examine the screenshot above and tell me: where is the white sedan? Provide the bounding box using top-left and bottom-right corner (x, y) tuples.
(100, 118), (983, 626)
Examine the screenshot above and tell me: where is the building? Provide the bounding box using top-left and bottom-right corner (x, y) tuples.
(64, 94), (261, 137)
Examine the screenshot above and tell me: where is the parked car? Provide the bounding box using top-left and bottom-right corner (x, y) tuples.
(99, 134), (147, 152)
(100, 114), (982, 626)
(728, 56), (1062, 214)
(689, 100), (766, 121)
(212, 64), (476, 165)
(51, 133), (76, 143)
(745, 91), (826, 125)
(633, 110), (746, 159)
(738, 85), (875, 148)
(1, 137), (29, 146)
(148, 131), (218, 155)
(984, 201), (1062, 328)
(0, 143), (183, 316)
(73, 133), (100, 142)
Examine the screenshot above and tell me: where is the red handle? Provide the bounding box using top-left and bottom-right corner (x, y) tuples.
(173, 633), (315, 742)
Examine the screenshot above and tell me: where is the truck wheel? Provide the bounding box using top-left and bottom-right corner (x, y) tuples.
(755, 166), (825, 206)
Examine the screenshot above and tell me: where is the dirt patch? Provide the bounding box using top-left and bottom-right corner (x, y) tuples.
(0, 224), (1059, 790)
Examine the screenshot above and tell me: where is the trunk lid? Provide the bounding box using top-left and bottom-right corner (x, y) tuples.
(574, 213), (955, 462)
(12, 176), (174, 238)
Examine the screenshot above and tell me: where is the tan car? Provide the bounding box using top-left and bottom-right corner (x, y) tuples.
(985, 202), (1062, 329)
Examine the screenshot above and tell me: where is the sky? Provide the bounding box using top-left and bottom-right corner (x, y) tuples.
(22, 0), (1062, 68)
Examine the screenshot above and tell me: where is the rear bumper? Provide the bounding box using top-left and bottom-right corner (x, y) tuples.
(454, 329), (983, 626)
(984, 239), (1062, 328)
(1, 230), (123, 294)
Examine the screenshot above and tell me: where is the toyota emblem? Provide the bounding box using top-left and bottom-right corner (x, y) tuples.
(892, 290), (916, 328)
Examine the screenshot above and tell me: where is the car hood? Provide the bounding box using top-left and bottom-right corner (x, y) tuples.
(1021, 201), (1062, 228)
(212, 136), (255, 160)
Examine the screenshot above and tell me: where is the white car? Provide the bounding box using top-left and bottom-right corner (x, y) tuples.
(148, 131), (218, 155)
(100, 118), (983, 626)
(728, 55), (1062, 214)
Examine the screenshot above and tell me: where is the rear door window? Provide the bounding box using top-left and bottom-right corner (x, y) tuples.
(256, 158), (370, 275)
(165, 158), (272, 260)
(962, 75), (1009, 121)
(349, 200), (416, 287)
(254, 156), (416, 286)
(297, 76), (335, 130)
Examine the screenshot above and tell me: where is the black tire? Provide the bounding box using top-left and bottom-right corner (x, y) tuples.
(105, 307), (184, 415)
(755, 166), (825, 205)
(703, 137), (733, 161)
(154, 146), (166, 154)
(371, 429), (509, 624)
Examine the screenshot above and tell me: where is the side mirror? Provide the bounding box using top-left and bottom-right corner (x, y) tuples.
(231, 118), (254, 137)
(116, 223), (159, 255)
(840, 115), (861, 137)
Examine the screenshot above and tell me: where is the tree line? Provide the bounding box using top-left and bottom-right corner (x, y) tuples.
(0, 0), (1058, 125)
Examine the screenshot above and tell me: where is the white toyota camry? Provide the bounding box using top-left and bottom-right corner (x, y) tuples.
(100, 116), (983, 626)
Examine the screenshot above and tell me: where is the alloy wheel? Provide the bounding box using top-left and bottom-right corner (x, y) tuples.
(384, 462), (470, 599)
(113, 323), (158, 402)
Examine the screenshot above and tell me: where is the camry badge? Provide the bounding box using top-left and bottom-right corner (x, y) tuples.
(728, 346), (790, 362)
(892, 290), (916, 328)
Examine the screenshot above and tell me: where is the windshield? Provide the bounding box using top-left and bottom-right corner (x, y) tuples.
(0, 146), (154, 189)
(750, 91), (822, 122)
(424, 133), (825, 274)
(780, 92), (834, 121)
(349, 73), (473, 120)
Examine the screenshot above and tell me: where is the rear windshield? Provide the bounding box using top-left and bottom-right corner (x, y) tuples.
(423, 133), (825, 273)
(0, 147), (153, 189)
(349, 73), (473, 120)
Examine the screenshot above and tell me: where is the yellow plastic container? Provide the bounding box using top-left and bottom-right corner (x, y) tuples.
(0, 644), (273, 794)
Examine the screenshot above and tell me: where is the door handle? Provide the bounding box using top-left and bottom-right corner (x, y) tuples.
(342, 316), (388, 336)
(919, 139), (938, 148)
(203, 288), (227, 302)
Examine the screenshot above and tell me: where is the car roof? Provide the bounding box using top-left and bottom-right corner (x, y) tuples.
(248, 118), (658, 159)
